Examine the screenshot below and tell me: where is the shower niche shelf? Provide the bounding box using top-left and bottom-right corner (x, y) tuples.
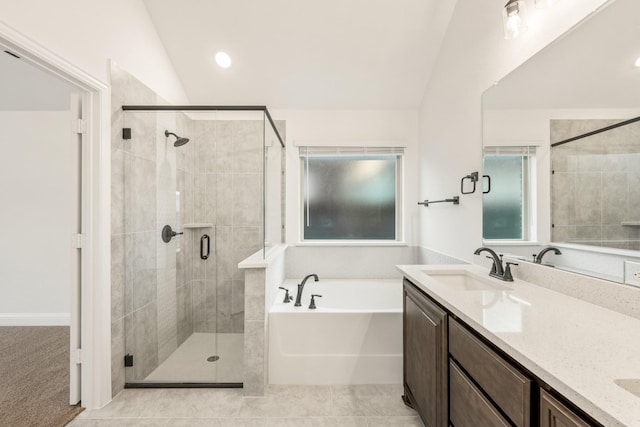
(183, 223), (213, 229)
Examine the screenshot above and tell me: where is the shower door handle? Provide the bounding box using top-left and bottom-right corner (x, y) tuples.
(200, 234), (210, 260)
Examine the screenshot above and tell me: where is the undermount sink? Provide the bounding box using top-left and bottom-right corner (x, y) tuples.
(615, 379), (640, 398)
(422, 270), (513, 292)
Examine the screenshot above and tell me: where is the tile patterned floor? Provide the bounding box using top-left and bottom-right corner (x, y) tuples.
(69, 385), (424, 427)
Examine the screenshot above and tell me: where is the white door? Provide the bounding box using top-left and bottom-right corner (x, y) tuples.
(69, 93), (84, 405)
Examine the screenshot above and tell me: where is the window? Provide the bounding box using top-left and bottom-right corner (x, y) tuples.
(483, 146), (536, 241)
(300, 147), (403, 241)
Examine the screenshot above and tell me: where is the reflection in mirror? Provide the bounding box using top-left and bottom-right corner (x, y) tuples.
(481, 0), (640, 284)
(483, 146), (535, 241)
(551, 117), (640, 251)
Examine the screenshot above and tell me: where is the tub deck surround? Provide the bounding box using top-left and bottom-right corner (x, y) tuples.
(269, 279), (403, 385)
(397, 264), (640, 427)
(273, 279), (402, 312)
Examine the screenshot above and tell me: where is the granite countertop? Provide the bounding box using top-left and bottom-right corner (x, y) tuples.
(397, 264), (640, 427)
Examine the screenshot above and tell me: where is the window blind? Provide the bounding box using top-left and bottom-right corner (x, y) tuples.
(299, 146), (405, 157)
(484, 146), (536, 156)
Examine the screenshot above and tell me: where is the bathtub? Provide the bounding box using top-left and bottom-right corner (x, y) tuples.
(268, 278), (403, 385)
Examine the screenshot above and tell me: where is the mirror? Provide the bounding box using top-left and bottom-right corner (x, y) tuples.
(482, 0), (640, 284)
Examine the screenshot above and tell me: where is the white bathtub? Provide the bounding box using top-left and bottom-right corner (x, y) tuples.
(268, 278), (403, 385)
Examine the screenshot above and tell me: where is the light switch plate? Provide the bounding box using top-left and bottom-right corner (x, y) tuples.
(623, 260), (640, 288)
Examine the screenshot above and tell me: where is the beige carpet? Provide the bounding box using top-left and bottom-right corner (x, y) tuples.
(0, 326), (83, 426)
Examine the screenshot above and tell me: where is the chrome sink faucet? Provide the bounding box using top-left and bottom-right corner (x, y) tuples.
(473, 247), (517, 282)
(294, 274), (319, 307)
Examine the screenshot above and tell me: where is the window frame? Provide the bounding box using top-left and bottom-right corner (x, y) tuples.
(482, 146), (538, 244)
(298, 147), (405, 245)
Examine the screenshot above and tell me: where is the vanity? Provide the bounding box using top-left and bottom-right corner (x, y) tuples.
(398, 264), (640, 427)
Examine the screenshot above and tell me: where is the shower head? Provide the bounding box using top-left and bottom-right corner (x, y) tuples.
(164, 130), (190, 147)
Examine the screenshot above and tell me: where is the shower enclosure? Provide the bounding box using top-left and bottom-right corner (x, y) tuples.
(120, 105), (284, 387)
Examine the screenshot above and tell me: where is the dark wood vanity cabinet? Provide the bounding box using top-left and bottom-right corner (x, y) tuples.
(403, 279), (448, 427)
(449, 359), (511, 427)
(449, 318), (532, 427)
(539, 390), (592, 427)
(402, 278), (597, 427)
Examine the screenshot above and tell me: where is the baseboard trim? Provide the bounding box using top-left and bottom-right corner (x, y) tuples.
(0, 313), (71, 326)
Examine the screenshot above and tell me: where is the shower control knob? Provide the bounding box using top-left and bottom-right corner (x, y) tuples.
(161, 225), (183, 243)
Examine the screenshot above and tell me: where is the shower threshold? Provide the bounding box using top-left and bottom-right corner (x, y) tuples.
(125, 382), (242, 389)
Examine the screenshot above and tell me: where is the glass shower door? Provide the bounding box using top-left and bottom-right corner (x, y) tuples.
(120, 109), (204, 385)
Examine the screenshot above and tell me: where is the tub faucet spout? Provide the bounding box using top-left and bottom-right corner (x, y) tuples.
(294, 274), (319, 307)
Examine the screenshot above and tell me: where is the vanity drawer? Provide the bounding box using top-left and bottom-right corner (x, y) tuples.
(449, 360), (511, 427)
(449, 318), (532, 427)
(540, 389), (592, 427)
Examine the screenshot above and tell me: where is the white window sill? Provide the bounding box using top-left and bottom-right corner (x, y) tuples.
(482, 240), (541, 246)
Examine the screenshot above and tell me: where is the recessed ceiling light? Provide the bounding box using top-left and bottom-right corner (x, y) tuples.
(635, 56), (640, 68)
(215, 51), (232, 69)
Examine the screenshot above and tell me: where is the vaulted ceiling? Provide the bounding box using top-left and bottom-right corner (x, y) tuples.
(143, 0), (456, 109)
(483, 0), (640, 111)
(2, 1), (638, 113)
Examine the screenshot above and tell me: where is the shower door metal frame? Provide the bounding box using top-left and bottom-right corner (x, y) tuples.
(121, 104), (283, 389)
(121, 105), (285, 147)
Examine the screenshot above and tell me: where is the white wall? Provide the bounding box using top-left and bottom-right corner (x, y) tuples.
(0, 111), (72, 324)
(0, 0), (188, 104)
(271, 109), (420, 246)
(0, 51), (77, 110)
(418, 0), (610, 262)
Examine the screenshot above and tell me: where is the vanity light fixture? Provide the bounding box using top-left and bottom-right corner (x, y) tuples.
(635, 56), (640, 68)
(215, 51), (232, 69)
(502, 0), (528, 40)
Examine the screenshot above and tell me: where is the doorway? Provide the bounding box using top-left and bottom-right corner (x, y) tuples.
(0, 44), (83, 405)
(0, 23), (111, 410)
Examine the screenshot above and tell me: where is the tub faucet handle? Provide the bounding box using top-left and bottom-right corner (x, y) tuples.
(309, 294), (322, 310)
(278, 287), (293, 303)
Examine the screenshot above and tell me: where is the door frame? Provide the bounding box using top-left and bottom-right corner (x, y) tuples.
(0, 23), (112, 409)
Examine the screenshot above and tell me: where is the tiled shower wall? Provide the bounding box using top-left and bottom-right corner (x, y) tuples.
(111, 63), (155, 394)
(188, 119), (266, 335)
(551, 119), (640, 250)
(110, 64), (281, 395)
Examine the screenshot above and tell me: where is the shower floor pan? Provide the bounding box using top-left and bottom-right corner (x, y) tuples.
(130, 332), (244, 387)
